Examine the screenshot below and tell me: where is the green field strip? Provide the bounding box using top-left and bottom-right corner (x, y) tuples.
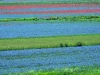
(0, 1), (100, 6)
(11, 66), (100, 75)
(0, 16), (100, 22)
(0, 34), (100, 51)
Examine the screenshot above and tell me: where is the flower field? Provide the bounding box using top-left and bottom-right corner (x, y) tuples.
(0, 22), (100, 38)
(0, 3), (100, 18)
(0, 1), (100, 75)
(0, 45), (100, 75)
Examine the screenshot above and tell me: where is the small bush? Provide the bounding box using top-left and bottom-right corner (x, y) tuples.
(65, 44), (68, 47)
(60, 43), (64, 47)
(76, 42), (82, 47)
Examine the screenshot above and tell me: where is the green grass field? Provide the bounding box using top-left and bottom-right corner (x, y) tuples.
(0, 34), (100, 51)
(0, 16), (100, 22)
(10, 66), (100, 75)
(0, 1), (100, 6)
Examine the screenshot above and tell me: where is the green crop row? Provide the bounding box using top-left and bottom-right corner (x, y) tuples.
(0, 34), (100, 51)
(0, 16), (100, 22)
(9, 66), (100, 75)
(0, 1), (100, 6)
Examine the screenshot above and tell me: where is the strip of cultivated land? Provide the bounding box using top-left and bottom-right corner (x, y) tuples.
(0, 16), (100, 22)
(0, 4), (91, 8)
(0, 9), (100, 14)
(0, 4), (98, 9)
(0, 34), (100, 51)
(12, 66), (100, 75)
(0, 1), (100, 5)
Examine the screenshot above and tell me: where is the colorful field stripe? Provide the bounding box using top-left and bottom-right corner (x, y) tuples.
(0, 9), (100, 14)
(0, 4), (99, 10)
(0, 4), (100, 18)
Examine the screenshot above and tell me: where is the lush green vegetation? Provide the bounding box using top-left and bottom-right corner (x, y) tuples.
(0, 16), (100, 22)
(0, 34), (100, 51)
(0, 1), (100, 6)
(11, 66), (100, 75)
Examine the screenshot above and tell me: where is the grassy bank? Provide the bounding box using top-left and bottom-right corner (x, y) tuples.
(0, 16), (100, 22)
(0, 34), (100, 51)
(11, 66), (100, 75)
